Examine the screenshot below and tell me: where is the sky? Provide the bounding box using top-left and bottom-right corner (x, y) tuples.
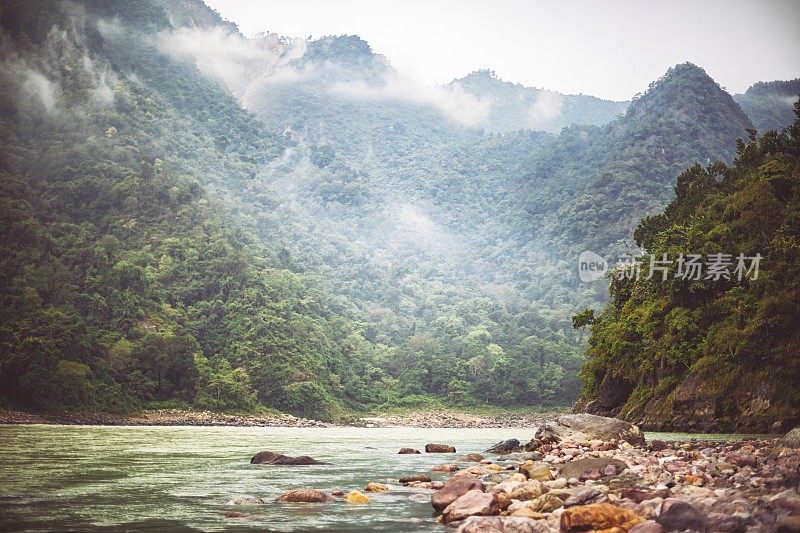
(205, 0), (800, 101)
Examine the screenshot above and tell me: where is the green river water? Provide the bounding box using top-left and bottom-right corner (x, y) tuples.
(0, 425), (765, 532)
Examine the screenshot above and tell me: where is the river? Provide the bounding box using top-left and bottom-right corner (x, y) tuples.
(0, 425), (765, 532)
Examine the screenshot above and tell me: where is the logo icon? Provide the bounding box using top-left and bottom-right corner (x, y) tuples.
(578, 251), (607, 282)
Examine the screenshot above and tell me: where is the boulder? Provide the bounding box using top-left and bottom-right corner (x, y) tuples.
(432, 463), (459, 473)
(558, 457), (628, 480)
(649, 440), (668, 452)
(486, 438), (523, 454)
(655, 498), (707, 532)
(276, 489), (329, 503)
(563, 486), (608, 507)
(345, 490), (370, 504)
(399, 474), (431, 484)
(560, 503), (644, 532)
(508, 481), (545, 501)
(364, 482), (389, 493)
(629, 522), (665, 533)
(431, 476), (486, 512)
(459, 453), (485, 462)
(426, 443), (456, 453)
(782, 427), (800, 448)
(454, 516), (554, 533)
(535, 414), (645, 446)
(520, 461), (553, 481)
(442, 489), (499, 524)
(398, 447), (421, 454)
(250, 451), (327, 465)
(526, 493), (564, 513)
(620, 488), (670, 504)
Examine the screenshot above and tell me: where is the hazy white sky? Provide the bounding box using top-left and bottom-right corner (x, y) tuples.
(205, 0), (800, 101)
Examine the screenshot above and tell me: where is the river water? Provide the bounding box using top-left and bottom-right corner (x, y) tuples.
(0, 425), (762, 532)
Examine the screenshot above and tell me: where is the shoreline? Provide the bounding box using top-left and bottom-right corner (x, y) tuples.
(0, 408), (563, 429)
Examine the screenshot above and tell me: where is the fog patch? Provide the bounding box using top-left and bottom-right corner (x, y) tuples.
(527, 91), (564, 128)
(21, 68), (58, 113)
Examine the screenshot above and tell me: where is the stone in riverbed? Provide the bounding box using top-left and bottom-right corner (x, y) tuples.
(520, 461), (553, 481)
(560, 503), (644, 532)
(629, 522), (665, 533)
(226, 496), (264, 505)
(364, 482), (389, 493)
(250, 451), (327, 465)
(559, 457), (627, 480)
(508, 481), (545, 501)
(781, 427), (800, 448)
(777, 515), (800, 532)
(432, 463), (459, 473)
(276, 489), (329, 503)
(525, 493), (564, 513)
(459, 453), (485, 462)
(426, 443), (456, 453)
(535, 414), (645, 446)
(398, 447), (421, 454)
(345, 490), (370, 504)
(655, 498), (707, 532)
(399, 474), (431, 484)
(563, 486), (608, 507)
(620, 488), (670, 503)
(431, 477), (486, 512)
(486, 438), (523, 454)
(454, 515), (554, 533)
(442, 489), (499, 524)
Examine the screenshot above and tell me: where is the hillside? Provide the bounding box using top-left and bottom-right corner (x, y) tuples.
(0, 0), (795, 423)
(574, 107), (800, 433)
(735, 78), (800, 133)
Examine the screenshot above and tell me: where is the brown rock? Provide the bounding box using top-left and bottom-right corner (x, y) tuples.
(561, 503), (644, 532)
(364, 482), (389, 493)
(432, 463), (460, 473)
(250, 451), (327, 465)
(620, 488), (670, 504)
(559, 457), (627, 480)
(460, 453), (486, 462)
(276, 489), (329, 503)
(454, 516), (554, 533)
(527, 493), (563, 513)
(535, 414), (646, 446)
(508, 481), (545, 501)
(399, 474), (431, 484)
(431, 476), (486, 512)
(426, 443), (457, 453)
(629, 522), (665, 533)
(649, 440), (668, 452)
(398, 447), (421, 454)
(442, 490), (499, 524)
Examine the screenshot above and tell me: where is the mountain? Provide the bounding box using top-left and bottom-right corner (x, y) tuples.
(451, 69), (629, 133)
(574, 107), (800, 433)
(0, 0), (792, 423)
(735, 78), (800, 133)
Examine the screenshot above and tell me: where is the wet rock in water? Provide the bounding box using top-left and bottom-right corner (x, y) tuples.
(535, 414), (645, 446)
(224, 511), (248, 519)
(454, 515), (554, 533)
(560, 503), (644, 532)
(459, 453), (485, 462)
(431, 477), (486, 512)
(345, 490), (370, 504)
(498, 452), (542, 462)
(629, 521), (665, 533)
(399, 474), (432, 484)
(520, 461), (553, 481)
(226, 496), (264, 505)
(559, 457), (627, 480)
(364, 482), (389, 493)
(250, 451), (328, 465)
(655, 498), (707, 532)
(276, 489), (329, 503)
(432, 463), (459, 473)
(426, 443), (456, 453)
(563, 486), (608, 507)
(398, 447), (421, 454)
(781, 427), (800, 448)
(486, 438), (523, 454)
(442, 489), (499, 524)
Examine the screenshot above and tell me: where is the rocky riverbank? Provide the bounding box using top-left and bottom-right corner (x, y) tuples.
(0, 409), (332, 427)
(360, 411), (560, 428)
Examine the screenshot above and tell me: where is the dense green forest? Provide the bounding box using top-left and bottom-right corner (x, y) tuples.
(575, 107), (800, 432)
(0, 0), (797, 421)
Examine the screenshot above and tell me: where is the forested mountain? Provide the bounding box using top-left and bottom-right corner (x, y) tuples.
(735, 79), (800, 134)
(575, 107), (800, 433)
(0, 0), (796, 421)
(451, 69), (628, 133)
